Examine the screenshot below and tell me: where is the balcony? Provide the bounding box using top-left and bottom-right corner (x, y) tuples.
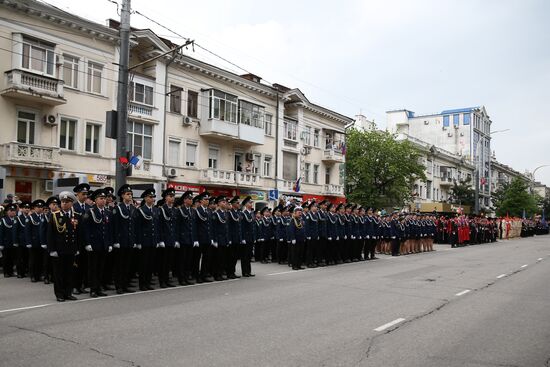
(199, 118), (239, 140)
(235, 171), (261, 187)
(439, 176), (454, 187)
(238, 123), (264, 145)
(282, 180), (297, 191)
(323, 184), (344, 196)
(199, 169), (236, 185)
(0, 142), (61, 169)
(2, 69), (66, 106)
(129, 102), (153, 118)
(322, 148), (344, 163)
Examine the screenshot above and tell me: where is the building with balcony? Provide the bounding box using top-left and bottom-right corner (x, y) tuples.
(490, 155), (530, 193)
(387, 106), (493, 211)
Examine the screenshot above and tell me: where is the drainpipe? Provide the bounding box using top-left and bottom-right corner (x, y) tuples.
(162, 53), (177, 184)
(275, 88), (280, 191)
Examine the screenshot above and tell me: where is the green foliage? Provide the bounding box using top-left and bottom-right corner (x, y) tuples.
(494, 178), (538, 217)
(345, 129), (426, 208)
(449, 179), (475, 207)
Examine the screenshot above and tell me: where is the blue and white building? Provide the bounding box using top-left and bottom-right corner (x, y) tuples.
(387, 106), (493, 210)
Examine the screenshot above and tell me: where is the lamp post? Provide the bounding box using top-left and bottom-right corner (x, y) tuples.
(531, 165), (550, 194)
(473, 128), (510, 214)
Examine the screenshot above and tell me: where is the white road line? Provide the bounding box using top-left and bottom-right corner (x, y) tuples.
(455, 289), (471, 296)
(374, 318), (406, 332)
(537, 258), (543, 261)
(0, 279), (240, 314)
(496, 274), (507, 279)
(521, 264), (528, 268)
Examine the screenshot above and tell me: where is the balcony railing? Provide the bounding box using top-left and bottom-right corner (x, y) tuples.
(200, 169), (236, 184)
(235, 171), (260, 186)
(128, 102), (153, 117)
(3, 69), (65, 105)
(0, 142), (61, 168)
(323, 184), (344, 196)
(323, 147), (344, 162)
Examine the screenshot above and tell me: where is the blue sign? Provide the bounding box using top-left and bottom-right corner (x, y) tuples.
(268, 189), (279, 201)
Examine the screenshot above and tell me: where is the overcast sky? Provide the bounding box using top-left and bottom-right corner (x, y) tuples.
(46, 0), (550, 185)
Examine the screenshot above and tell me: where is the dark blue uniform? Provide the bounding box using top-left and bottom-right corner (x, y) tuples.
(287, 216), (306, 270)
(194, 205), (213, 281)
(226, 208), (241, 278)
(134, 204), (159, 289)
(240, 209), (255, 276)
(157, 204), (177, 287)
(83, 207), (112, 295)
(175, 205), (198, 284)
(112, 203), (136, 292)
(0, 216), (18, 276)
(26, 212), (44, 281)
(212, 209), (229, 279)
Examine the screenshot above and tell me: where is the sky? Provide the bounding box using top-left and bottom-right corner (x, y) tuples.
(44, 0), (550, 185)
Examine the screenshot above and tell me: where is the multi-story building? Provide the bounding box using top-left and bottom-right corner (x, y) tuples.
(0, 0), (352, 206)
(387, 106), (493, 211)
(396, 133), (475, 213)
(490, 155), (530, 193)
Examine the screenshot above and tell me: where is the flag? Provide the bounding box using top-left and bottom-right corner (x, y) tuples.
(129, 155), (143, 168)
(293, 177), (301, 192)
(522, 209), (526, 219)
(119, 156), (129, 165)
(341, 142), (346, 155)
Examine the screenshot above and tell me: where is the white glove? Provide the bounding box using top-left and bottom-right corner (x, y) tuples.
(328, 237), (332, 241)
(352, 236), (356, 240)
(193, 241), (199, 248)
(76, 251), (79, 255)
(307, 237), (311, 240)
(113, 243), (121, 249)
(133, 244), (138, 249)
(291, 240), (296, 244)
(366, 235), (370, 239)
(159, 242), (165, 248)
(108, 246), (113, 253)
(212, 241), (218, 248)
(41, 244), (47, 249)
(241, 240), (246, 245)
(344, 236), (347, 240)
(174, 242), (180, 249)
(13, 243), (19, 247)
(136, 244), (142, 250)
(228, 241), (232, 245)
(211, 240), (214, 245)
(50, 251), (59, 257)
(392, 236), (396, 239)
(0, 245), (4, 250)
(26, 244), (32, 248)
(279, 239), (284, 242)
(336, 236), (340, 241)
(85, 245), (93, 252)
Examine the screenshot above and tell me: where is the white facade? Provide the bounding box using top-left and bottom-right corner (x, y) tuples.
(387, 106), (492, 210)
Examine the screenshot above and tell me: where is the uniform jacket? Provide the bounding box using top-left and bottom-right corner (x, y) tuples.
(47, 210), (82, 255)
(112, 203), (136, 249)
(83, 207), (112, 251)
(134, 204), (160, 248)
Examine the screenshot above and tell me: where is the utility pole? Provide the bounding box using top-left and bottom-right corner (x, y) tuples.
(115, 0), (131, 188)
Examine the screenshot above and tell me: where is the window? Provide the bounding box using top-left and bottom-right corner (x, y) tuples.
(169, 86), (181, 114)
(208, 147), (219, 169)
(127, 121), (152, 160)
(17, 111), (36, 144)
(453, 114), (459, 127)
(463, 113), (471, 125)
(304, 163), (311, 183)
(168, 139), (180, 166)
(426, 159), (433, 174)
(239, 100), (264, 128)
(209, 89), (237, 123)
(22, 38), (55, 75)
(86, 62), (103, 94)
(339, 164), (345, 185)
(264, 114), (273, 136)
(284, 119), (297, 140)
(63, 55), (79, 88)
(263, 155), (272, 176)
(282, 151), (298, 181)
(186, 142), (197, 167)
(187, 90), (198, 118)
(325, 165), (331, 184)
(253, 154), (261, 174)
(129, 82), (153, 105)
(427, 180), (432, 199)
(59, 118), (76, 151)
(85, 123), (100, 153)
(313, 164), (319, 184)
(303, 126), (312, 145)
(314, 129), (320, 147)
(443, 115), (450, 127)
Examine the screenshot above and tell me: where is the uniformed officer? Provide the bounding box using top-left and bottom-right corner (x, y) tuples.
(15, 202), (31, 278)
(135, 188), (159, 291)
(72, 183), (91, 294)
(0, 203), (18, 277)
(326, 203), (338, 265)
(272, 205), (285, 265)
(317, 200), (328, 267)
(226, 196), (242, 279)
(111, 184), (136, 294)
(212, 195), (229, 281)
(364, 208), (377, 260)
(287, 206), (306, 270)
(305, 201), (319, 268)
(41, 196), (59, 284)
(47, 191), (81, 302)
(335, 203), (346, 264)
(175, 191), (198, 285)
(240, 196), (255, 277)
(83, 189), (113, 297)
(157, 188), (177, 288)
(26, 199), (46, 282)
(194, 192), (215, 283)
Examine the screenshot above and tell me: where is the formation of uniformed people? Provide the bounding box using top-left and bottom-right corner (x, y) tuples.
(1, 184), (548, 302)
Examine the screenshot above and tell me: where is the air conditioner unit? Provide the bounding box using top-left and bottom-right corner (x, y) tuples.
(182, 116), (192, 126)
(424, 120), (429, 125)
(300, 147), (311, 155)
(447, 132), (453, 137)
(43, 114), (58, 125)
(165, 168), (177, 178)
(45, 180), (53, 192)
(245, 153), (254, 161)
(460, 132), (464, 136)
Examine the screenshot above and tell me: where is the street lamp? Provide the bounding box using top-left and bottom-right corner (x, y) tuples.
(531, 165), (550, 194)
(473, 128), (510, 214)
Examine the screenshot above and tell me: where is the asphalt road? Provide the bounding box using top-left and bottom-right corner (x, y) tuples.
(1, 236), (549, 367)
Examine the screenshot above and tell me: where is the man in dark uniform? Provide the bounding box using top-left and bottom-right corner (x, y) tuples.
(157, 188), (177, 288)
(335, 203), (346, 264)
(390, 212), (400, 256)
(47, 191), (81, 302)
(194, 192), (214, 283)
(175, 191), (198, 285)
(83, 189), (113, 297)
(111, 184), (136, 294)
(305, 201), (319, 268)
(26, 199), (46, 282)
(226, 196), (242, 279)
(72, 183), (91, 294)
(273, 205), (285, 265)
(212, 195), (229, 281)
(326, 203), (338, 265)
(317, 200), (328, 267)
(0, 203), (18, 277)
(15, 202), (31, 278)
(41, 196), (59, 284)
(135, 188), (159, 291)
(287, 206), (306, 270)
(240, 196), (255, 277)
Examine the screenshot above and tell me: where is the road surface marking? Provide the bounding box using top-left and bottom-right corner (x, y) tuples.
(537, 258), (543, 261)
(374, 318), (406, 332)
(496, 274), (507, 279)
(521, 264), (528, 268)
(455, 289), (471, 296)
(0, 278), (240, 314)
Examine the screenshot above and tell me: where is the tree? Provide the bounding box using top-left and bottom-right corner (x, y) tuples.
(345, 128), (427, 208)
(491, 181), (510, 211)
(494, 177), (538, 217)
(449, 178), (475, 207)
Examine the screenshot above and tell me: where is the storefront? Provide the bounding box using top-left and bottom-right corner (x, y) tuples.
(167, 182), (202, 196)
(239, 189), (267, 211)
(2, 166), (58, 202)
(419, 202), (471, 215)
